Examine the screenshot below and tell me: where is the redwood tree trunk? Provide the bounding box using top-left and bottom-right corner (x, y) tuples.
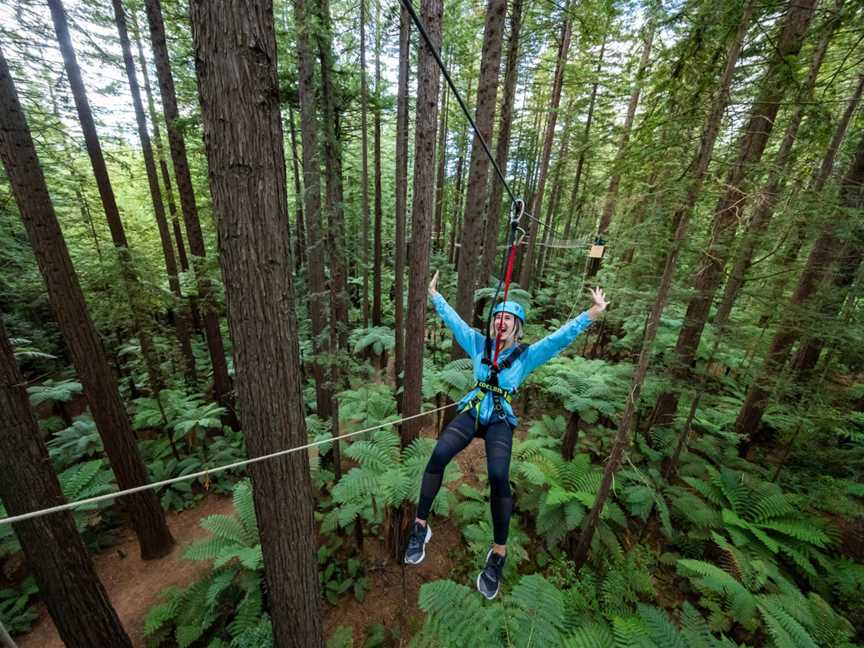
(402, 0), (442, 443)
(287, 104), (307, 272)
(519, 7), (573, 290)
(434, 76), (449, 251)
(372, 0), (383, 327)
(0, 41), (173, 561)
(650, 0), (816, 428)
(189, 2), (323, 645)
(480, 0), (524, 283)
(571, 2), (754, 569)
(113, 0), (197, 388)
(453, 0), (507, 324)
(394, 5), (410, 402)
(735, 130), (864, 452)
(360, 0), (371, 327)
(292, 0), (332, 423)
(597, 23), (655, 237)
(713, 1), (843, 327)
(143, 0), (235, 426)
(48, 0), (166, 399)
(0, 318), (132, 648)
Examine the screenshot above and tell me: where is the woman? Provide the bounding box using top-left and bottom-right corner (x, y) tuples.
(405, 270), (609, 599)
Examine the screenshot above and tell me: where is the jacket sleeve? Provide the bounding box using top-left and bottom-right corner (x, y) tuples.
(431, 292), (484, 356)
(520, 311), (594, 376)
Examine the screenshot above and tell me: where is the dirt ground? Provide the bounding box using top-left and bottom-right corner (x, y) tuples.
(16, 425), (494, 647)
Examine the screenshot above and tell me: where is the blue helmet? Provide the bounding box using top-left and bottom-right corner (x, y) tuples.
(492, 300), (526, 323)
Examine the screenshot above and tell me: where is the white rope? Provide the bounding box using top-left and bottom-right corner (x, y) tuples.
(0, 403), (457, 527)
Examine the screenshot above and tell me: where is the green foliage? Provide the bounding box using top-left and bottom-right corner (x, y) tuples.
(337, 384), (399, 431)
(0, 578), (38, 636)
(670, 466), (832, 579)
(47, 415), (103, 470)
(326, 428), (461, 532)
(148, 455), (207, 511)
(27, 377), (83, 406)
(350, 325), (395, 356)
(529, 356), (631, 425)
(318, 543), (369, 605)
(145, 480), (264, 648)
(133, 389), (225, 443)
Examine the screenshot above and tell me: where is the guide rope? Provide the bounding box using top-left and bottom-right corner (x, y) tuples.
(0, 402), (457, 527)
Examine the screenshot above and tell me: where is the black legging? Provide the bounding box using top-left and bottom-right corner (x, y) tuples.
(416, 410), (513, 545)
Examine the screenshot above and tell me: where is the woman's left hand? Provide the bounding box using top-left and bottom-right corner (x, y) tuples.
(587, 287), (609, 319)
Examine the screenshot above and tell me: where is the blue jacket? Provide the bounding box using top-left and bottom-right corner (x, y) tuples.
(431, 292), (594, 427)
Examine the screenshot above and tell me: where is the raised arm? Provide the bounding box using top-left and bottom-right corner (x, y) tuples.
(520, 287), (609, 376)
(429, 271), (484, 356)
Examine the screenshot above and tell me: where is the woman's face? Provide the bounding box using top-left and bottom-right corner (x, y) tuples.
(491, 312), (517, 341)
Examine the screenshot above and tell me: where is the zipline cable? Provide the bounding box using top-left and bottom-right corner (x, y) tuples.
(0, 402), (458, 527)
(397, 0), (556, 238)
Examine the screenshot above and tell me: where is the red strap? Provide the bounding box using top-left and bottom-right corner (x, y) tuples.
(492, 241), (519, 367)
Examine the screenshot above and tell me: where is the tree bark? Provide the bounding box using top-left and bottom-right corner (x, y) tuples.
(571, 2), (754, 569)
(394, 4), (410, 403)
(519, 6), (573, 290)
(0, 317), (132, 648)
(0, 40), (173, 561)
(713, 0), (844, 328)
(292, 0), (332, 423)
(650, 0), (816, 428)
(113, 0), (197, 388)
(48, 0), (167, 400)
(129, 11), (193, 285)
(735, 130), (864, 452)
(402, 0), (442, 444)
(597, 23), (655, 237)
(480, 0), (524, 283)
(143, 0), (235, 426)
(287, 104), (306, 272)
(372, 0), (383, 327)
(434, 74), (449, 251)
(316, 0), (350, 352)
(360, 0), (371, 327)
(453, 0), (507, 325)
(189, 2), (323, 645)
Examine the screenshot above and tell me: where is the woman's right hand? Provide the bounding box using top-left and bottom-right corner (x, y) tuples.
(428, 270), (440, 297)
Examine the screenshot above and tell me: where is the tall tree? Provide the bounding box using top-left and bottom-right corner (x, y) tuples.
(0, 317), (132, 648)
(112, 0), (197, 387)
(394, 4), (410, 402)
(143, 0), (235, 425)
(480, 0), (524, 283)
(433, 71), (449, 251)
(713, 0), (845, 327)
(650, 0), (817, 428)
(288, 104), (307, 271)
(0, 39), (173, 560)
(571, 0), (754, 569)
(519, 6), (573, 290)
(453, 0), (507, 325)
(316, 0), (350, 351)
(189, 1), (323, 645)
(735, 129), (864, 453)
(293, 0), (334, 426)
(129, 10), (192, 287)
(371, 0), (383, 327)
(47, 0), (166, 400)
(360, 0), (371, 327)
(403, 0), (442, 443)
(597, 21), (654, 237)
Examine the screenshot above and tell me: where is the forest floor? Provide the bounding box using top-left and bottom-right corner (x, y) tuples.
(16, 420), (490, 647)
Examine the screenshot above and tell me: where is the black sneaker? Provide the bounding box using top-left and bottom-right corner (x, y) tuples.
(404, 521), (432, 565)
(476, 548), (506, 599)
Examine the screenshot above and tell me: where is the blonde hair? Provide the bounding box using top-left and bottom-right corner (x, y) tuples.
(488, 318), (523, 345)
